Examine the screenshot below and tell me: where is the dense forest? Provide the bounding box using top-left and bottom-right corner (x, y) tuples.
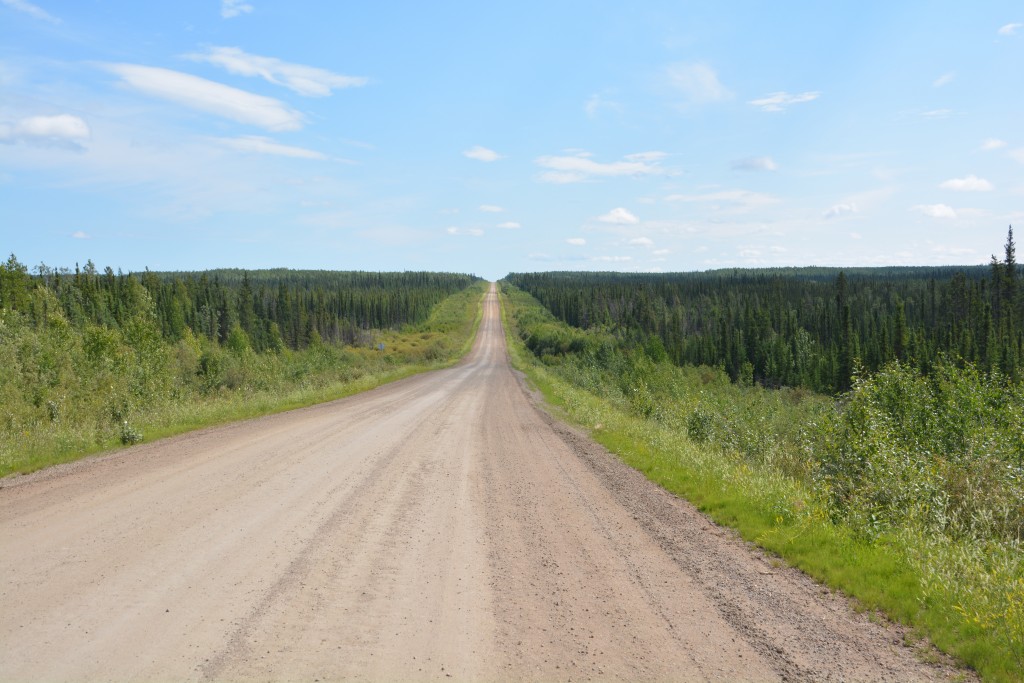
(0, 256), (483, 475)
(507, 228), (1021, 393)
(0, 258), (479, 351)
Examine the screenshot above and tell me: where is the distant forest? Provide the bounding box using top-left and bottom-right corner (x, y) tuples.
(507, 229), (1022, 394)
(0, 259), (480, 352)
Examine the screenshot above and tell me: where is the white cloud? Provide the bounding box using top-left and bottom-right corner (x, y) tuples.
(823, 203), (858, 219)
(653, 249), (670, 256)
(628, 237), (654, 247)
(731, 156), (777, 171)
(624, 151), (668, 162)
(597, 207), (640, 225)
(536, 152), (667, 183)
(913, 204), (958, 219)
(478, 204), (503, 213)
(104, 63), (305, 131)
(186, 47), (366, 97)
(998, 22), (1022, 36)
(666, 62), (732, 104)
(850, 232), (862, 240)
(940, 175), (993, 192)
(981, 138), (1007, 151)
(0, 114), (90, 149)
(921, 109), (952, 119)
(446, 226), (484, 236)
(212, 135), (326, 159)
(497, 221), (520, 229)
(748, 91), (820, 112)
(1, 0), (59, 23)
(1009, 148), (1024, 164)
(71, 230), (90, 239)
(592, 255), (632, 262)
(566, 237), (586, 246)
(463, 145), (501, 162)
(665, 189), (780, 211)
(933, 72), (955, 87)
(221, 0), (253, 19)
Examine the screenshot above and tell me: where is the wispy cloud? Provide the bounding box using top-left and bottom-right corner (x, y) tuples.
(104, 63), (305, 130)
(497, 221), (520, 229)
(71, 230), (90, 239)
(628, 237), (653, 247)
(463, 145), (501, 162)
(1, 0), (59, 24)
(666, 62), (732, 104)
(479, 204), (503, 213)
(566, 237), (586, 246)
(748, 91), (820, 112)
(933, 72), (955, 87)
(585, 92), (622, 118)
(940, 175), (993, 191)
(0, 114), (90, 149)
(665, 189), (780, 212)
(1009, 148), (1024, 164)
(913, 203), (957, 219)
(731, 156), (777, 171)
(625, 151), (668, 162)
(823, 203), (858, 219)
(446, 226), (484, 236)
(597, 207), (639, 225)
(536, 152), (668, 183)
(981, 138), (1007, 151)
(998, 22), (1022, 36)
(221, 0), (253, 19)
(212, 135), (326, 159)
(920, 109), (952, 119)
(186, 47), (367, 96)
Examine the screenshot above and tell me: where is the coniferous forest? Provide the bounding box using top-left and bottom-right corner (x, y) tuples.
(507, 228), (1021, 394)
(0, 259), (483, 475)
(1, 260), (479, 352)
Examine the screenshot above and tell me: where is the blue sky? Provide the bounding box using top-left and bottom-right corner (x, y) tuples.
(1, 1), (1022, 280)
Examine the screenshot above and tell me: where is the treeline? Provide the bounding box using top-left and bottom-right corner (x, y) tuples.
(507, 228), (1022, 393)
(1, 257), (480, 352)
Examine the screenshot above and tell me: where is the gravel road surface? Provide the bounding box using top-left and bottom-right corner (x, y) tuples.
(0, 284), (963, 681)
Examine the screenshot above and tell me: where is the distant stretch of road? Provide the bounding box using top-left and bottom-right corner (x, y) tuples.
(0, 284), (953, 681)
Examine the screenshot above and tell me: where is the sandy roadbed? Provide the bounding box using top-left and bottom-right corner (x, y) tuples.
(0, 285), (963, 681)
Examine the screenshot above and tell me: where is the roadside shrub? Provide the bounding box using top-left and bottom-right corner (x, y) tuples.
(810, 360), (1024, 543)
(686, 406), (714, 444)
(119, 420), (143, 445)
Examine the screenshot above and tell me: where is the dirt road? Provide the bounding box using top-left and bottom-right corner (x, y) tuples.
(0, 284), (959, 681)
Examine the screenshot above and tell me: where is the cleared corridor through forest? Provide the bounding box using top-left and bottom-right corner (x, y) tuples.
(0, 285), (954, 681)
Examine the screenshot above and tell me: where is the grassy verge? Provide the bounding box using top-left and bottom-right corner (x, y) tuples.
(1, 281), (487, 477)
(499, 282), (1020, 682)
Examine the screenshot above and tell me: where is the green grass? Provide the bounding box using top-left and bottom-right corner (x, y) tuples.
(499, 281), (1020, 682)
(0, 281), (487, 477)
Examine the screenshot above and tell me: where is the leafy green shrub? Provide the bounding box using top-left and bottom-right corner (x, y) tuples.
(686, 406), (714, 444)
(119, 420), (142, 445)
(810, 361), (1024, 543)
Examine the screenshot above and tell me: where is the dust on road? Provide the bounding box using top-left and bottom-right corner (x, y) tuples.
(0, 284), (963, 681)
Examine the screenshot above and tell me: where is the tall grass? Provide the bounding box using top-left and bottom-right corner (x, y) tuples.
(500, 281), (1023, 681)
(0, 281), (487, 477)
